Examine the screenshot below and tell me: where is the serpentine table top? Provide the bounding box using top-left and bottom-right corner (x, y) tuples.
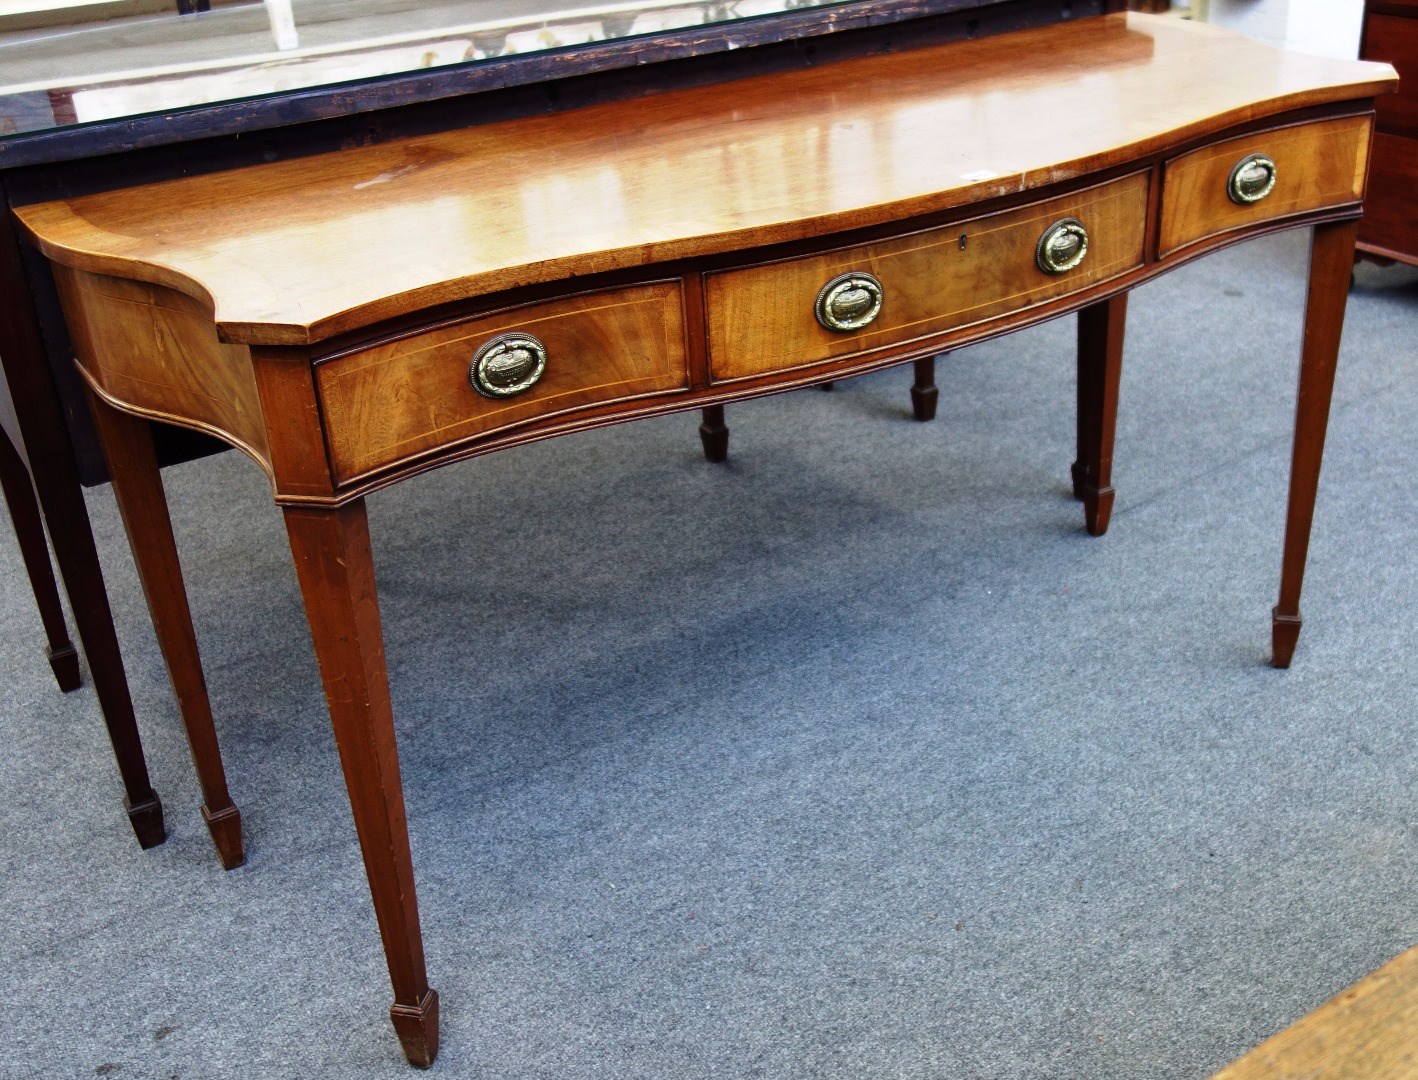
(18, 14), (1395, 346)
(12, 11), (1398, 1068)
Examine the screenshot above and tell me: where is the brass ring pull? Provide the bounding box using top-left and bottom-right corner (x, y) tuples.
(815, 271), (884, 332)
(469, 332), (547, 399)
(1036, 217), (1089, 275)
(1228, 154), (1278, 204)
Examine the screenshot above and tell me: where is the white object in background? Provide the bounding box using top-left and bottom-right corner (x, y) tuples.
(265, 0), (298, 50)
(1205, 0), (1363, 60)
(68, 39), (473, 122)
(0, 0), (130, 12)
(1285, 0), (1363, 60)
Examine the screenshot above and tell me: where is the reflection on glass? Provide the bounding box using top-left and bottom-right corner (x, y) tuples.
(0, 0), (848, 137)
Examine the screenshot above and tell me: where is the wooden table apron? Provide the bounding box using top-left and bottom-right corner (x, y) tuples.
(13, 13), (1395, 1069)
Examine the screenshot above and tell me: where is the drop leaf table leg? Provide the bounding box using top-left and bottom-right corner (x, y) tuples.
(1272, 220), (1360, 669)
(84, 389), (245, 869)
(0, 199), (163, 850)
(0, 423), (81, 691)
(1074, 293), (1127, 537)
(30, 448), (166, 848)
(283, 501), (438, 1068)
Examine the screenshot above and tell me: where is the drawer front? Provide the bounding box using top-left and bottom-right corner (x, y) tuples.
(705, 172), (1149, 383)
(318, 282), (688, 481)
(1158, 116), (1371, 257)
(1365, 14), (1418, 137)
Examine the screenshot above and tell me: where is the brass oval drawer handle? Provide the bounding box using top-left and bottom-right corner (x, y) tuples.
(469, 332), (547, 399)
(1229, 154), (1278, 204)
(1036, 217), (1089, 275)
(815, 271), (884, 332)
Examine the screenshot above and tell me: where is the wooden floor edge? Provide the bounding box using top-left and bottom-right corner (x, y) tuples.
(1211, 943), (1418, 1080)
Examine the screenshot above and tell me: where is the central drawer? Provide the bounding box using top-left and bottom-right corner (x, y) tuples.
(705, 172), (1149, 383)
(317, 282), (688, 483)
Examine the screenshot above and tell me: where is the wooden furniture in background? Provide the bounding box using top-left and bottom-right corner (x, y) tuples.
(16, 14), (1394, 1065)
(1212, 945), (1418, 1080)
(0, 0), (1102, 866)
(0, 203), (168, 851)
(0, 419), (79, 690)
(700, 366), (936, 462)
(1357, 0), (1418, 266)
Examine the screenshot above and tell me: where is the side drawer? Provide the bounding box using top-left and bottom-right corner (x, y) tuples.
(317, 282), (688, 482)
(705, 172), (1149, 383)
(1158, 115), (1372, 258)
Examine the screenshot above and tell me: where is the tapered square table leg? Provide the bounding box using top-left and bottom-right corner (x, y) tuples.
(1074, 293), (1127, 537)
(0, 425), (81, 691)
(283, 501), (438, 1068)
(699, 404), (728, 462)
(86, 390), (244, 869)
(1272, 220), (1359, 668)
(911, 356), (939, 421)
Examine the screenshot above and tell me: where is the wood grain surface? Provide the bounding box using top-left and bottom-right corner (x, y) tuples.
(706, 172), (1148, 382)
(14, 13), (1395, 346)
(1158, 115), (1373, 257)
(316, 282), (687, 481)
(1212, 945), (1418, 1080)
(55, 266), (271, 471)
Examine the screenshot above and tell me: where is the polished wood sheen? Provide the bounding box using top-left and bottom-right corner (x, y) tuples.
(55, 267), (272, 471)
(282, 500), (437, 1068)
(706, 173), (1148, 382)
(317, 283), (688, 482)
(1212, 945), (1418, 1080)
(15, 15), (1394, 346)
(13, 11), (1395, 1068)
(1272, 219), (1360, 669)
(1158, 115), (1372, 257)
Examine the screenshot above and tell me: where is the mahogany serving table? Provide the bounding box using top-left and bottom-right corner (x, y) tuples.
(14, 12), (1397, 1067)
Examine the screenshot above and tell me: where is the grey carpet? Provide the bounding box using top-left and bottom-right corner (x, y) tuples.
(1, 229), (1415, 1079)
